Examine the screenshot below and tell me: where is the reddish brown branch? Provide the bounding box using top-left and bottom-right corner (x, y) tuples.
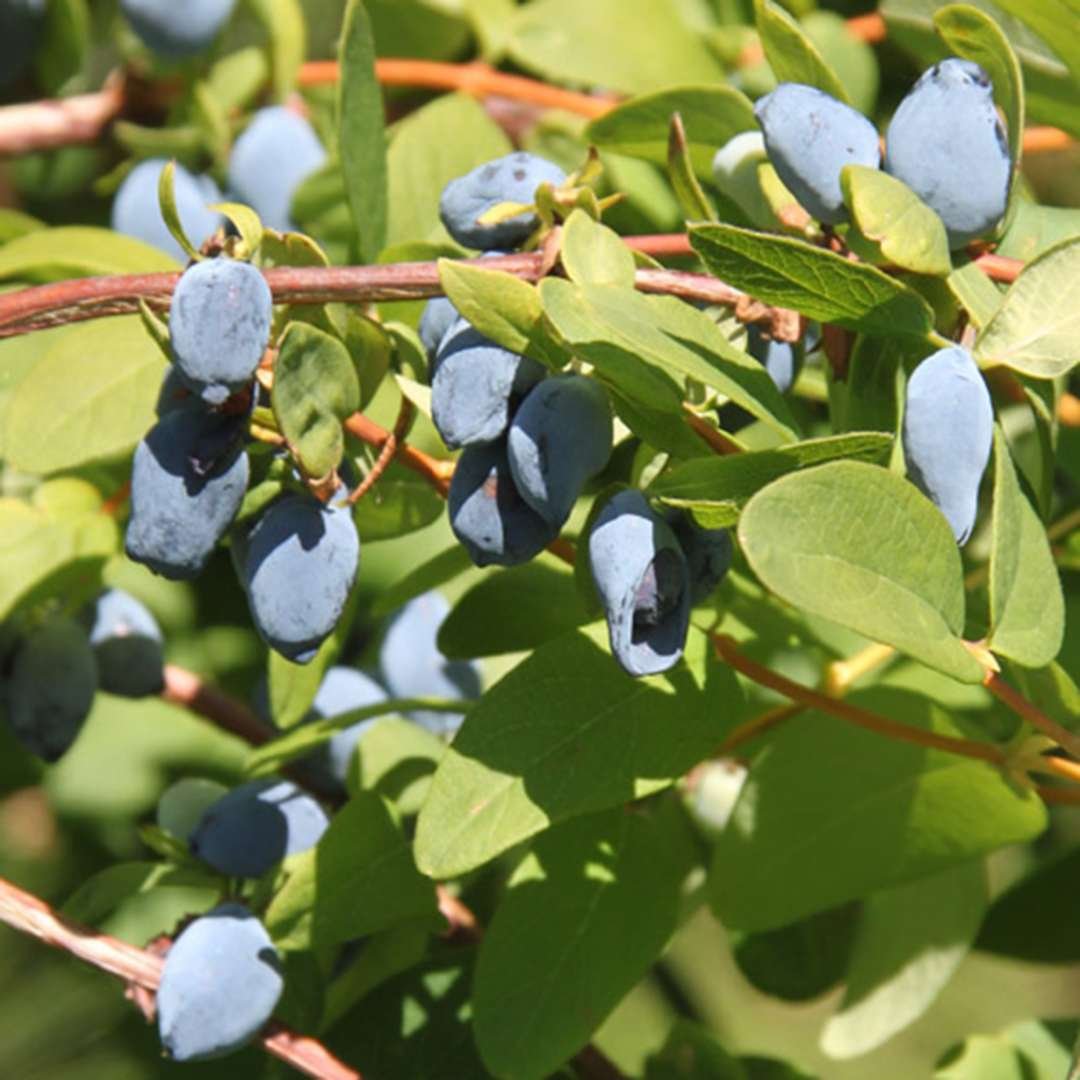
(162, 663), (272, 746)
(711, 633), (1007, 766)
(0, 235), (1024, 339)
(343, 412), (453, 497)
(983, 670), (1080, 760)
(0, 875), (361, 1080)
(348, 397), (415, 505)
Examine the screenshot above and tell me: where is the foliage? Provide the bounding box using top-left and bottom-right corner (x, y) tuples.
(0, 1), (1079, 1079)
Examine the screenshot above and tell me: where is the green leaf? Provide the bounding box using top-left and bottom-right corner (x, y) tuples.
(272, 322), (360, 479)
(997, 201), (1080, 263)
(157, 162), (201, 263)
(841, 164), (952, 276)
(0, 226), (179, 281)
(474, 802), (698, 1080)
(265, 792), (436, 951)
(821, 862), (988, 1058)
(438, 560), (591, 658)
(246, 697), (465, 777)
(351, 717), (446, 813)
(339, 0), (389, 262)
(247, 0), (306, 99)
(667, 112), (716, 223)
(437, 259), (571, 369)
(987, 428), (1064, 667)
(753, 0), (850, 102)
(738, 460), (984, 683)
(415, 624), (742, 878)
(2, 316), (166, 474)
(541, 278), (800, 442)
(947, 260), (1002, 329)
(386, 93), (511, 249)
(650, 432), (893, 528)
(561, 209), (637, 288)
(934, 4), (1025, 170)
(36, 0), (89, 93)
(587, 85), (756, 179)
(0, 207), (45, 243)
(829, 334), (905, 434)
(708, 689), (1046, 931)
(61, 862), (218, 926)
(983, 0), (1080, 91)
(506, 0), (726, 95)
(0, 489), (118, 621)
(209, 201), (264, 256)
(975, 237), (1080, 378)
(691, 223), (936, 339)
(351, 460), (444, 541)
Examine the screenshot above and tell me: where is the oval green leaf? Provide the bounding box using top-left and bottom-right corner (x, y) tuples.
(738, 460), (984, 682)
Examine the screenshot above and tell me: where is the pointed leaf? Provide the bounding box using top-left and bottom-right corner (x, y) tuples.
(690, 222), (935, 339)
(264, 792), (436, 951)
(976, 236), (1080, 378)
(987, 427), (1064, 666)
(272, 322), (361, 479)
(415, 624), (743, 878)
(754, 0), (850, 102)
(474, 802), (698, 1080)
(339, 0), (388, 261)
(650, 432), (893, 528)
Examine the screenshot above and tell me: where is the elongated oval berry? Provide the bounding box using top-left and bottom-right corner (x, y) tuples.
(439, 152), (566, 250)
(241, 494), (359, 663)
(121, 0), (236, 59)
(2, 616), (97, 762)
(507, 374), (613, 528)
(379, 592), (482, 736)
(125, 408), (250, 581)
(902, 345), (993, 545)
(754, 83), (881, 225)
(189, 779), (328, 877)
(589, 490), (691, 677)
(448, 439), (559, 567)
(157, 903), (283, 1061)
(885, 59), (1011, 248)
(169, 257), (273, 405)
(227, 106), (327, 233)
(431, 321), (546, 449)
(84, 589), (164, 698)
(111, 158), (223, 264)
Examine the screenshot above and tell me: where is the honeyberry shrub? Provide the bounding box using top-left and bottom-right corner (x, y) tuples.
(0, 0), (1079, 1076)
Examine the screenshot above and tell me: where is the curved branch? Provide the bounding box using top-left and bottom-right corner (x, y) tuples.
(0, 875), (362, 1080)
(0, 238), (1024, 339)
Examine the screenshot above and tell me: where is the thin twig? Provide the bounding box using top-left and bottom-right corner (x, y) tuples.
(0, 875), (362, 1080)
(711, 633), (1007, 765)
(983, 670), (1080, 760)
(715, 703), (803, 756)
(342, 412), (453, 497)
(347, 397), (415, 505)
